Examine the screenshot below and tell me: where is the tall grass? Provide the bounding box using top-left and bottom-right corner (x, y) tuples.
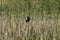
(0, 0), (60, 40)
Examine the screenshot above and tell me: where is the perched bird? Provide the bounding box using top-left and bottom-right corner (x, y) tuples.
(26, 16), (30, 23)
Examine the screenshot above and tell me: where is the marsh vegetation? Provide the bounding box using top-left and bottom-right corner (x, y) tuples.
(0, 0), (60, 40)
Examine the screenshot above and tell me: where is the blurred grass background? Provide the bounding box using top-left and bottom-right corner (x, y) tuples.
(0, 0), (60, 40)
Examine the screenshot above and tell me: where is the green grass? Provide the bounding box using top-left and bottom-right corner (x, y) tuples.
(0, 0), (60, 40)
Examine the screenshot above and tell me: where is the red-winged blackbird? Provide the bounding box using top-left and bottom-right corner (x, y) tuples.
(26, 16), (30, 23)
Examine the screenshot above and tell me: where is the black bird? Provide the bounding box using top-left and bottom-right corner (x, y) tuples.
(26, 16), (30, 23)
